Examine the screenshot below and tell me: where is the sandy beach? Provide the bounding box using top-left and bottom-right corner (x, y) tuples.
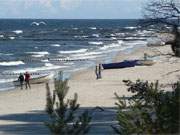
(0, 45), (180, 134)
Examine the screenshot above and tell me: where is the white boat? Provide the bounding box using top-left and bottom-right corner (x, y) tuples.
(13, 74), (50, 86)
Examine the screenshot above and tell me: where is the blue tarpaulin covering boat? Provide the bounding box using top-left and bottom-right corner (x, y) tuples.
(102, 60), (139, 69)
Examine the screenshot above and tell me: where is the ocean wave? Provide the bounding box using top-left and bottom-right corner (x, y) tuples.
(72, 27), (78, 30)
(124, 37), (147, 40)
(100, 43), (122, 50)
(27, 51), (49, 57)
(31, 55), (46, 58)
(89, 27), (97, 30)
(88, 41), (103, 45)
(0, 35), (4, 38)
(137, 30), (154, 35)
(41, 59), (49, 62)
(74, 35), (88, 38)
(118, 40), (124, 44)
(111, 37), (117, 40)
(0, 78), (16, 83)
(0, 61), (24, 66)
(92, 34), (99, 37)
(45, 63), (54, 67)
(0, 53), (13, 56)
(59, 49), (87, 54)
(51, 44), (61, 47)
(125, 41), (147, 46)
(13, 30), (23, 34)
(11, 65), (67, 74)
(125, 26), (137, 29)
(9, 37), (15, 40)
(64, 62), (74, 65)
(71, 55), (99, 60)
(70, 51), (103, 59)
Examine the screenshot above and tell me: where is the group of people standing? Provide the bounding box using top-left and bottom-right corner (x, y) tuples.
(18, 72), (31, 90)
(95, 64), (102, 79)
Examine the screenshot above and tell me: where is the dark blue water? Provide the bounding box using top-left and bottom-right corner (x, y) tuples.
(0, 19), (153, 91)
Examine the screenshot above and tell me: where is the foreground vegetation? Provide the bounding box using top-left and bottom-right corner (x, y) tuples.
(45, 78), (91, 135)
(113, 80), (180, 134)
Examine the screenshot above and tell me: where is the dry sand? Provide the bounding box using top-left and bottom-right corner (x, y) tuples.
(0, 45), (179, 134)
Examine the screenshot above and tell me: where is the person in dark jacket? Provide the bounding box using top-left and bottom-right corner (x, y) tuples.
(18, 73), (24, 90)
(95, 65), (99, 79)
(98, 64), (102, 79)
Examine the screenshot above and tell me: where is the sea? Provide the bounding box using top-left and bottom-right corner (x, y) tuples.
(0, 19), (155, 91)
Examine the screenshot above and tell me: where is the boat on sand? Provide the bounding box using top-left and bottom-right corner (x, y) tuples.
(13, 74), (51, 86)
(102, 60), (155, 69)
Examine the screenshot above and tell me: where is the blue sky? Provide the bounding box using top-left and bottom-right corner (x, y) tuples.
(0, 0), (146, 19)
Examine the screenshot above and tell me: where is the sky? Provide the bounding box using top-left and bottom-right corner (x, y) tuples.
(0, 0), (146, 19)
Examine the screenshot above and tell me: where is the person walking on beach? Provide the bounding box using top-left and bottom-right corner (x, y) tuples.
(95, 64), (102, 79)
(98, 64), (102, 79)
(24, 71), (31, 89)
(18, 73), (24, 90)
(95, 65), (99, 79)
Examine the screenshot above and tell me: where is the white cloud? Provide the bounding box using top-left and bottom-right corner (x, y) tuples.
(59, 0), (82, 10)
(24, 0), (52, 9)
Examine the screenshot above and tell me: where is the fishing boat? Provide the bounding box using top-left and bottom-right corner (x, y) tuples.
(102, 60), (139, 69)
(102, 60), (155, 69)
(13, 74), (51, 86)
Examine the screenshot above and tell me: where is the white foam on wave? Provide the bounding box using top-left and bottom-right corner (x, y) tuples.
(137, 30), (154, 35)
(0, 78), (17, 83)
(9, 37), (15, 40)
(125, 40), (147, 46)
(0, 53), (13, 56)
(118, 40), (124, 44)
(111, 37), (117, 40)
(51, 44), (61, 47)
(70, 51), (103, 59)
(0, 61), (24, 66)
(41, 59), (49, 62)
(99, 40), (124, 51)
(92, 34), (99, 37)
(124, 37), (147, 40)
(31, 55), (45, 58)
(64, 62), (74, 65)
(115, 33), (126, 36)
(72, 28), (78, 30)
(45, 63), (54, 67)
(74, 55), (98, 59)
(82, 35), (88, 38)
(12, 65), (67, 74)
(88, 41), (103, 45)
(0, 35), (4, 38)
(125, 26), (137, 29)
(74, 35), (88, 38)
(89, 27), (97, 30)
(13, 30), (23, 34)
(100, 43), (122, 50)
(27, 51), (49, 57)
(59, 49), (87, 54)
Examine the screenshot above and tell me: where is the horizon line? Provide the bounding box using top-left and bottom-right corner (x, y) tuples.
(0, 18), (142, 20)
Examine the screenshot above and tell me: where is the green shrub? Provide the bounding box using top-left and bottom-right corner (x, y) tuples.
(45, 79), (91, 135)
(112, 80), (180, 134)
